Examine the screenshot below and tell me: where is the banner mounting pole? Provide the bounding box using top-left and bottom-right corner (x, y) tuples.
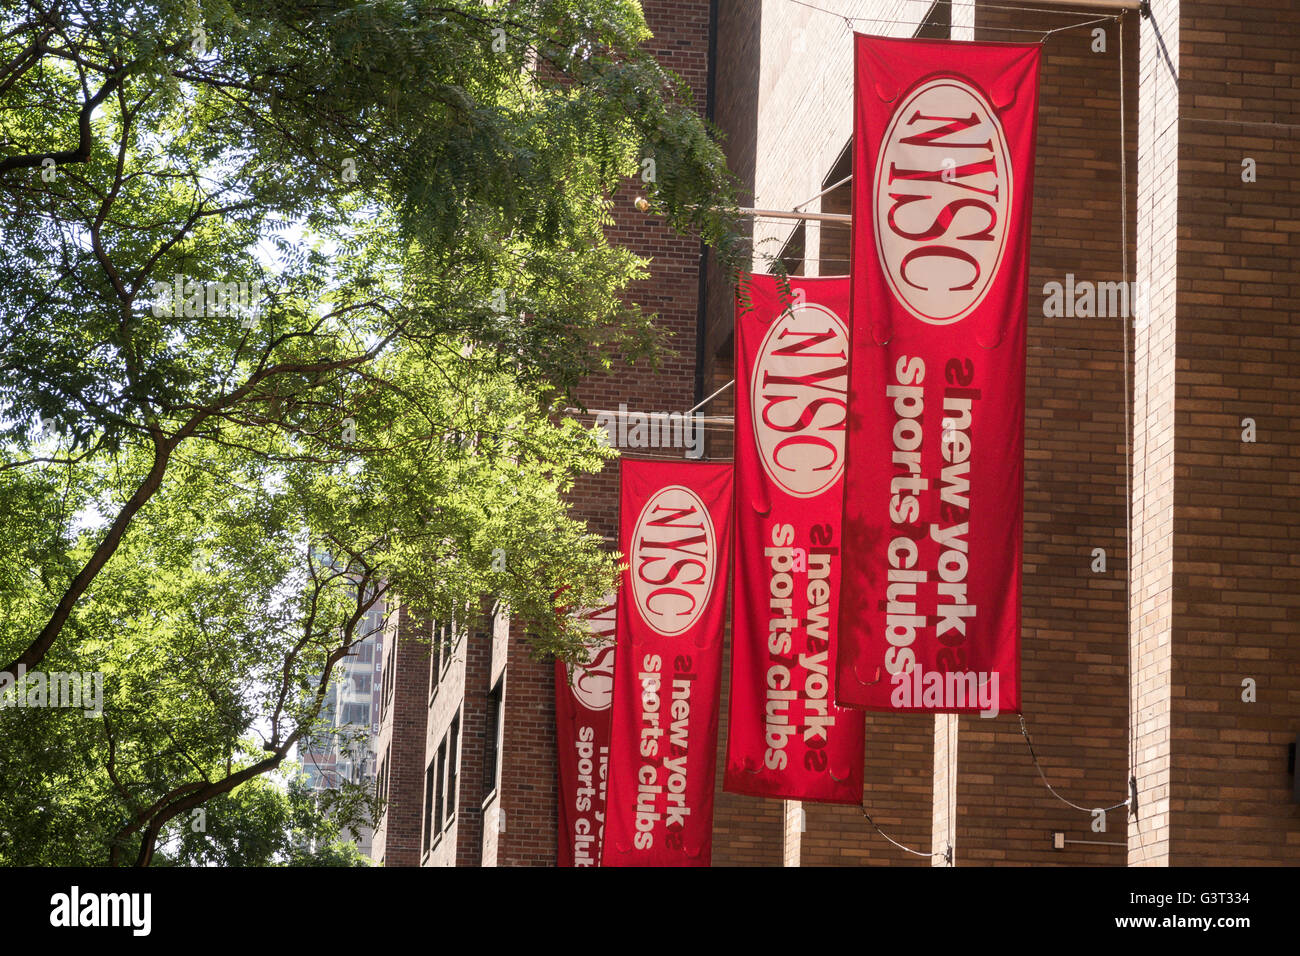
(687, 379), (733, 415)
(738, 206), (851, 223)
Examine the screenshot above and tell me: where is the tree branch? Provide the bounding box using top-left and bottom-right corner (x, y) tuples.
(0, 39), (185, 175)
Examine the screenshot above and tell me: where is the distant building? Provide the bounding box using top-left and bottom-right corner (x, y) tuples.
(298, 585), (386, 858)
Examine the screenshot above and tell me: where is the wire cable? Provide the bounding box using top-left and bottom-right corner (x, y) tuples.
(782, 0), (1120, 40)
(1040, 14), (1117, 39)
(860, 804), (947, 858)
(1019, 715), (1130, 814)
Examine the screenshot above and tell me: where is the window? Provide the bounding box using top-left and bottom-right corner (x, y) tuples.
(428, 618), (457, 700)
(428, 619), (441, 699)
(432, 739), (447, 836)
(381, 627), (396, 720)
(818, 143), (852, 275)
(356, 642), (374, 664)
(446, 712), (460, 819)
(352, 673), (371, 695)
(484, 679), (504, 796)
(377, 744), (391, 804)
(422, 760), (436, 853)
(440, 619), (455, 677)
(423, 710), (463, 851)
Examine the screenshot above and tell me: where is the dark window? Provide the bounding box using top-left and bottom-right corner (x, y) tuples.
(484, 679), (503, 795)
(916, 0), (952, 40)
(356, 642), (374, 664)
(432, 739), (447, 836)
(428, 619), (441, 698)
(422, 760), (436, 852)
(778, 221), (806, 277)
(381, 629), (395, 719)
(378, 744), (391, 804)
(429, 619), (458, 699)
(446, 712), (460, 819)
(818, 143), (852, 275)
(440, 619), (455, 677)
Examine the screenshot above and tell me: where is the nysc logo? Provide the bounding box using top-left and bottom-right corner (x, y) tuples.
(752, 301), (849, 498)
(874, 76), (1011, 325)
(568, 600), (617, 711)
(630, 486), (717, 637)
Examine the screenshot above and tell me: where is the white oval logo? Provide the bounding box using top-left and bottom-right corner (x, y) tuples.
(874, 76), (1012, 325)
(630, 485), (716, 637)
(568, 599), (616, 711)
(751, 302), (849, 498)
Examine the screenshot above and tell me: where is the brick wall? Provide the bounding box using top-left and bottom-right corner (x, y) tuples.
(1153, 0), (1300, 864)
(454, 615), (493, 866)
(481, 607), (512, 865)
(943, 2), (1137, 868)
(567, 0), (715, 540)
(424, 622), (463, 867)
(422, 608), (494, 867)
(493, 621), (560, 866)
(372, 601), (431, 866)
(1130, 0), (1181, 867)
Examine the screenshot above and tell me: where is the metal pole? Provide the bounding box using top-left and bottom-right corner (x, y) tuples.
(794, 174), (852, 212)
(687, 378), (734, 415)
(739, 206), (851, 223)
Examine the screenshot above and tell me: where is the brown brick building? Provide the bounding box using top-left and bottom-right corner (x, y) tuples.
(371, 0), (1300, 867)
(372, 600), (430, 866)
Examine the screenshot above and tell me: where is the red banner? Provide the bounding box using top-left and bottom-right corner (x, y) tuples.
(837, 35), (1037, 714)
(601, 459), (732, 866)
(555, 598), (617, 866)
(725, 274), (865, 805)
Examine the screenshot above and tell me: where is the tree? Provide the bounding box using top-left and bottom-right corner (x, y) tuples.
(152, 770), (374, 867)
(0, 0), (739, 864)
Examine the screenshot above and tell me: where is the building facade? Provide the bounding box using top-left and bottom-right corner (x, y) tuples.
(372, 0), (1300, 867)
